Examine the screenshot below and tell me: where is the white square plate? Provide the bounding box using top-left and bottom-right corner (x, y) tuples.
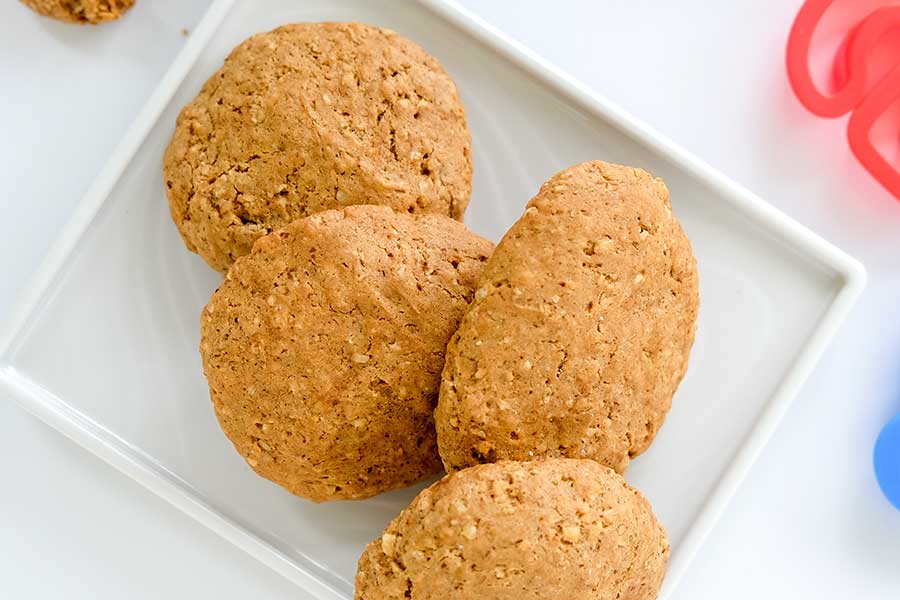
(0, 1), (865, 598)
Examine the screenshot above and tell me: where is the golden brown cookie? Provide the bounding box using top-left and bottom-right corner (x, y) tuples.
(164, 22), (473, 272)
(436, 161), (699, 474)
(355, 458), (669, 600)
(21, 0), (134, 23)
(200, 205), (492, 502)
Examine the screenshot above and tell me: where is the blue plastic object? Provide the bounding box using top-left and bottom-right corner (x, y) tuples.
(874, 413), (900, 510)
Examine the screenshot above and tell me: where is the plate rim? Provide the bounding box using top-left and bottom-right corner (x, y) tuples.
(0, 0), (867, 598)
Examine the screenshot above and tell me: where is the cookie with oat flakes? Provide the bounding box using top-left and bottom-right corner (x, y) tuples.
(355, 459), (669, 600)
(199, 205), (492, 502)
(436, 161), (699, 474)
(164, 22), (473, 272)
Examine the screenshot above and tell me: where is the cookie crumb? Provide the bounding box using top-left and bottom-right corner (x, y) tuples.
(561, 524), (581, 543)
(381, 532), (397, 556)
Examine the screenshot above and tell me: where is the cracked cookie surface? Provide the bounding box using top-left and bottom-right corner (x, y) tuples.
(21, 0), (134, 23)
(164, 22), (473, 272)
(199, 205), (492, 502)
(354, 459), (669, 600)
(436, 161), (699, 474)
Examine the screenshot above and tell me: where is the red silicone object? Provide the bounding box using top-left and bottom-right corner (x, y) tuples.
(787, 0), (900, 199)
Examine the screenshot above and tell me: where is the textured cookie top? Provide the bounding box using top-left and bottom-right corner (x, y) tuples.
(200, 205), (492, 502)
(436, 161), (699, 474)
(165, 22), (473, 272)
(21, 0), (134, 23)
(355, 458), (669, 600)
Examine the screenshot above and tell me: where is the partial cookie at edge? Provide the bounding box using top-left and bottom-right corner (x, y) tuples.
(355, 458), (669, 600)
(21, 0), (134, 23)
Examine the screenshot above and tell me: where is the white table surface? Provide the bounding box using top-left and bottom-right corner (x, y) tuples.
(2, 1), (898, 598)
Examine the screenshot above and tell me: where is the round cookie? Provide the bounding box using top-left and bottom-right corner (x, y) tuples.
(200, 205), (492, 502)
(21, 0), (134, 23)
(436, 161), (699, 474)
(355, 458), (669, 600)
(164, 22), (473, 272)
